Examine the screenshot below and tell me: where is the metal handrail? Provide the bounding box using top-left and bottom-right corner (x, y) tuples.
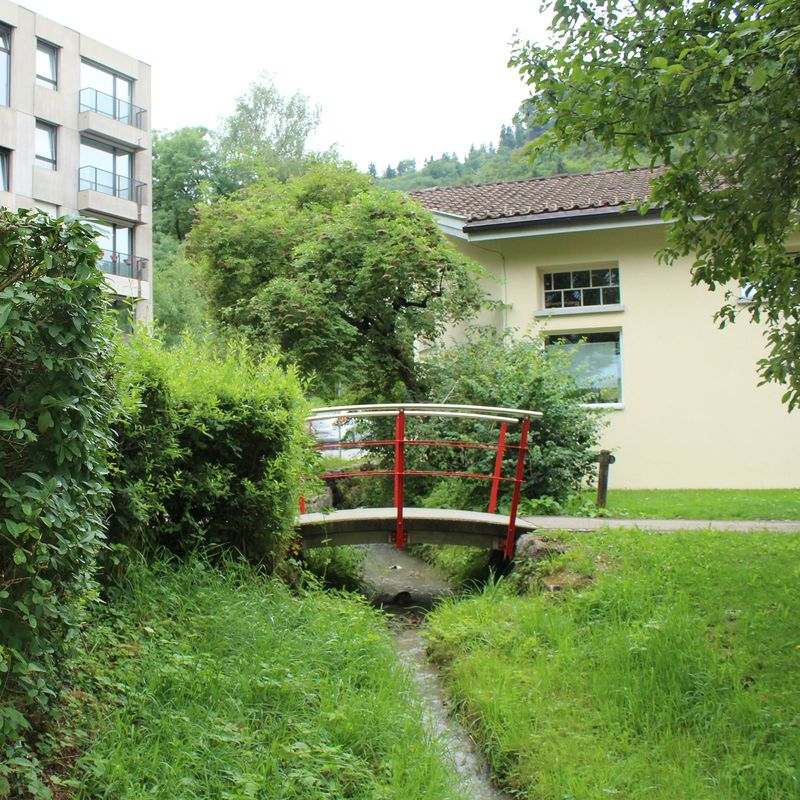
(79, 165), (146, 204)
(79, 87), (146, 129)
(98, 249), (147, 280)
(308, 402), (543, 421)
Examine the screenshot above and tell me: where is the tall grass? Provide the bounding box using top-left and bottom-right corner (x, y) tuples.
(55, 558), (459, 800)
(426, 530), (800, 800)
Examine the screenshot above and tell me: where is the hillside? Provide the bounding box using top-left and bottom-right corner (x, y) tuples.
(375, 118), (620, 191)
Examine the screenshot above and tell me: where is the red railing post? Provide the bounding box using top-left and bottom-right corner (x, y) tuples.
(487, 421), (507, 513)
(394, 409), (406, 549)
(299, 495), (307, 514)
(504, 416), (530, 559)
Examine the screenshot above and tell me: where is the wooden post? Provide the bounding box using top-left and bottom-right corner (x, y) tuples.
(596, 449), (613, 508)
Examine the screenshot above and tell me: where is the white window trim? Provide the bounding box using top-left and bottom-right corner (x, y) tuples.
(535, 303), (625, 318)
(539, 263), (622, 312)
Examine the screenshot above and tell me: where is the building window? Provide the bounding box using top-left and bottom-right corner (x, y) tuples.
(80, 60), (138, 126)
(80, 138), (136, 200)
(85, 217), (139, 278)
(543, 267), (620, 310)
(0, 25), (10, 106)
(546, 331), (622, 404)
(35, 121), (57, 170)
(36, 40), (58, 89)
(0, 147), (9, 191)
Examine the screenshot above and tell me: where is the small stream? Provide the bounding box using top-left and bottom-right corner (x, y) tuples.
(360, 545), (511, 800)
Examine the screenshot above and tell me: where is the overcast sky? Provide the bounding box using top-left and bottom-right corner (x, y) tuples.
(24, 0), (548, 170)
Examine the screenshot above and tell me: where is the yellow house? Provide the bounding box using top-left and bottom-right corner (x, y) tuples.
(412, 168), (800, 489)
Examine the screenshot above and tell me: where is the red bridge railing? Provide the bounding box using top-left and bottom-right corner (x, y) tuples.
(301, 403), (542, 559)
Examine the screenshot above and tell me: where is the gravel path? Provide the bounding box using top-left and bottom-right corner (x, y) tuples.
(524, 515), (800, 533)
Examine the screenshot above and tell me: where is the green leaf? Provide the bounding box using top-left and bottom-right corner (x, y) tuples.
(649, 56), (668, 69)
(748, 63), (768, 91)
(0, 303), (11, 329)
(13, 548), (26, 565)
(37, 410), (54, 434)
(0, 415), (17, 431)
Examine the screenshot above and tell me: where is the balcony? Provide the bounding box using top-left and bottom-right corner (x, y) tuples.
(98, 249), (148, 280)
(78, 88), (149, 150)
(78, 166), (147, 223)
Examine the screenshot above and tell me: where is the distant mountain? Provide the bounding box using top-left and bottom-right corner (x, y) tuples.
(373, 116), (620, 191)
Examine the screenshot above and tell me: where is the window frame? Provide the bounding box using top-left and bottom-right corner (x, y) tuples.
(80, 58), (136, 124)
(0, 23), (11, 107)
(541, 265), (622, 311)
(36, 39), (58, 89)
(0, 147), (9, 191)
(80, 136), (135, 199)
(34, 120), (57, 170)
(545, 329), (624, 406)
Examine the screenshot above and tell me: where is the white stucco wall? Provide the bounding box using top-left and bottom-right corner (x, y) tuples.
(448, 222), (800, 489)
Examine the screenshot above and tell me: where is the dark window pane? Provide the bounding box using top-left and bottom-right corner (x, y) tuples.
(0, 51), (9, 106)
(591, 269), (610, 287)
(553, 272), (571, 290)
(603, 286), (620, 305)
(544, 290), (562, 308)
(608, 268), (620, 285)
(572, 270), (590, 288)
(564, 290), (581, 307)
(582, 288), (601, 306)
(543, 273), (552, 291)
(0, 149), (8, 191)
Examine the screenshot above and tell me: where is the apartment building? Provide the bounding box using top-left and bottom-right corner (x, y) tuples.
(0, 0), (152, 321)
(413, 170), (800, 489)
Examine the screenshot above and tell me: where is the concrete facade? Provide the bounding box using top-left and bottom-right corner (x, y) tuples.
(436, 218), (800, 490)
(0, 0), (152, 321)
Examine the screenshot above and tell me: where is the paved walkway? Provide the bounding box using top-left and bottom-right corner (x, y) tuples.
(523, 515), (800, 533)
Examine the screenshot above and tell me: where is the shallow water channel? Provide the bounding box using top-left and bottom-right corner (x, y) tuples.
(360, 545), (511, 800)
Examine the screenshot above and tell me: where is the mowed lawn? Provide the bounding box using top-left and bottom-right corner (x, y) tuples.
(56, 560), (459, 800)
(586, 488), (800, 520)
(426, 530), (800, 800)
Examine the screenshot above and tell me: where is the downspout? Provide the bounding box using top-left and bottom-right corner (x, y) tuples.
(470, 241), (509, 333)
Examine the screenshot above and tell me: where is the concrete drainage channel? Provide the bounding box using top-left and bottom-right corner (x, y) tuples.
(360, 544), (511, 800)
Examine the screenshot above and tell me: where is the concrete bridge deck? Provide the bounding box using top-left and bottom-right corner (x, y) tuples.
(297, 507), (537, 550)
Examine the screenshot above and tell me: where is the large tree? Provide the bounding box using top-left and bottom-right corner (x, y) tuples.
(152, 127), (215, 240)
(186, 165), (486, 399)
(511, 0), (800, 408)
(214, 76), (320, 191)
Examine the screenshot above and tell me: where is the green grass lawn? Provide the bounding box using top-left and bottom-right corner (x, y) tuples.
(426, 530), (800, 800)
(584, 488), (800, 520)
(54, 559), (458, 800)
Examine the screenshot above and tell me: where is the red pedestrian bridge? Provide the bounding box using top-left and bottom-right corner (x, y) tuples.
(297, 403), (542, 559)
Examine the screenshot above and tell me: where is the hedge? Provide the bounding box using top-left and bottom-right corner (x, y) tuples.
(0, 211), (115, 796)
(108, 332), (309, 569)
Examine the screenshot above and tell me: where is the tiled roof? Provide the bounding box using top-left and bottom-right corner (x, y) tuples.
(410, 167), (660, 225)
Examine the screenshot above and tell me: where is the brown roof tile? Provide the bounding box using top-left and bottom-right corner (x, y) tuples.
(410, 167), (660, 224)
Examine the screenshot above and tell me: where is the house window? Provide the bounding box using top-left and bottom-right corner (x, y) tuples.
(80, 138), (134, 199)
(0, 25), (10, 106)
(546, 331), (622, 404)
(36, 40), (58, 89)
(35, 121), (57, 170)
(543, 267), (620, 309)
(0, 147), (9, 191)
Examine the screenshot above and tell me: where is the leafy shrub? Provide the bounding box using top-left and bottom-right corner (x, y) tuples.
(0, 211), (115, 796)
(407, 329), (603, 509)
(108, 332), (309, 569)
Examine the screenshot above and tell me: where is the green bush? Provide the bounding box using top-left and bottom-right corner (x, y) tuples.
(109, 332), (309, 568)
(409, 329), (603, 508)
(0, 211), (115, 796)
